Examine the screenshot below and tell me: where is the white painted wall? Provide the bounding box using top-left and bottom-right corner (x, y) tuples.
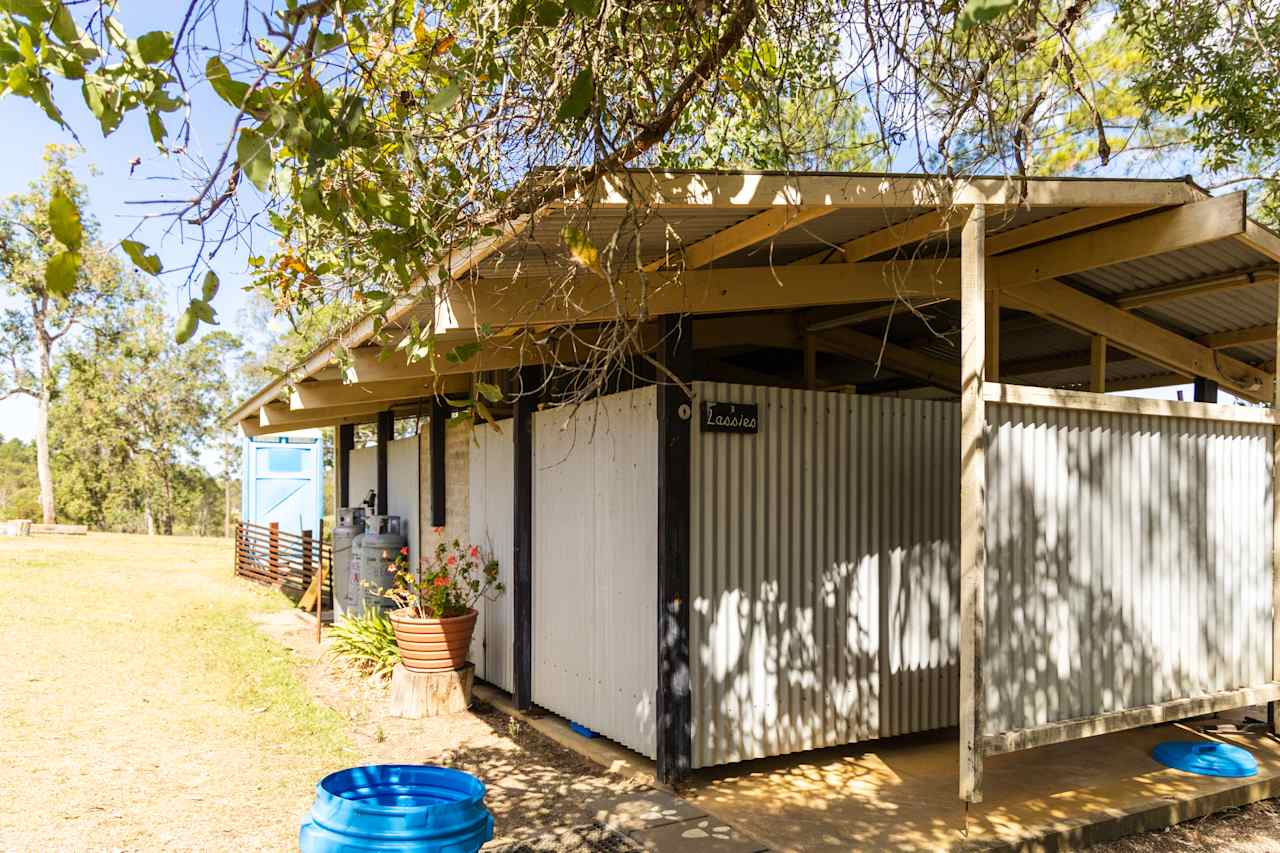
(532, 387), (658, 758)
(469, 421), (515, 690)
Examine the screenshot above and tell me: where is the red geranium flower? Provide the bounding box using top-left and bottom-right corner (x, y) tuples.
(447, 555), (457, 566)
(469, 546), (479, 558)
(434, 575), (449, 587)
(399, 546), (409, 556)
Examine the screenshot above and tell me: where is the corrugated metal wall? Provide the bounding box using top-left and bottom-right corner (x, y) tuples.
(690, 383), (960, 768)
(531, 387), (659, 758)
(468, 421), (515, 691)
(984, 404), (1275, 735)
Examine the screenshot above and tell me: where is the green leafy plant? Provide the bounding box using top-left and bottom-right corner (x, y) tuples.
(376, 538), (503, 620)
(328, 610), (400, 678)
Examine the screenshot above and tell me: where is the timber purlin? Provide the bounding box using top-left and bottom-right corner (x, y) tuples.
(234, 521), (332, 605)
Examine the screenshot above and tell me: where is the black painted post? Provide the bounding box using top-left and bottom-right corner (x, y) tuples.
(430, 399), (448, 527)
(376, 410), (393, 514)
(656, 314), (693, 786)
(512, 373), (537, 711)
(337, 424), (355, 508)
(1193, 377), (1219, 404)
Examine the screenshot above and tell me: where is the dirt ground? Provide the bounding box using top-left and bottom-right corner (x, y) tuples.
(1087, 798), (1280, 852)
(0, 533), (639, 852)
(6, 532), (1280, 853)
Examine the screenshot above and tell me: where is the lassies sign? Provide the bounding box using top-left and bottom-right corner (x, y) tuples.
(701, 401), (759, 434)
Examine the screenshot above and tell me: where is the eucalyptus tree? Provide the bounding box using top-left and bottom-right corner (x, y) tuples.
(0, 145), (128, 523)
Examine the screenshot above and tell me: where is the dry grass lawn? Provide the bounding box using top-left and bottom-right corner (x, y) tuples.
(0, 533), (638, 852)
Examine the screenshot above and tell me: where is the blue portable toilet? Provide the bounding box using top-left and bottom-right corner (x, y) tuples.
(241, 431), (325, 535)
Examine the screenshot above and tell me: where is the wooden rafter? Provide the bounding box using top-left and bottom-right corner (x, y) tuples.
(291, 375), (471, 411)
(1196, 324), (1276, 350)
(450, 259), (960, 329)
(984, 206), (1154, 255)
(790, 209), (957, 266)
(988, 192), (1246, 290)
(644, 205), (838, 271)
(261, 400), (400, 427)
(1112, 266), (1279, 310)
(816, 327), (960, 393)
(1002, 278), (1273, 402)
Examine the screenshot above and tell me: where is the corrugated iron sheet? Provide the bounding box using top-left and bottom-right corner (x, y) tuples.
(531, 387), (658, 758)
(985, 404), (1274, 734)
(689, 383), (960, 768)
(468, 422), (516, 691)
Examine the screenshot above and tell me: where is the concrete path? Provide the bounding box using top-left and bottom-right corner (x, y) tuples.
(583, 789), (769, 852)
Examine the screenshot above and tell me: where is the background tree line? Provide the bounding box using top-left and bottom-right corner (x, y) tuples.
(0, 146), (324, 536)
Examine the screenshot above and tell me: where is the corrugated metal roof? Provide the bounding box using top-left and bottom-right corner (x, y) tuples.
(1067, 238), (1270, 296)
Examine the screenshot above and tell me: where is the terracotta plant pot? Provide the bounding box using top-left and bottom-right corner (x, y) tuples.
(389, 608), (477, 673)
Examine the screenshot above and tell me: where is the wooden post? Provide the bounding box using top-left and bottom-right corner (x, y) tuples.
(338, 423), (355, 508)
(656, 314), (693, 787)
(268, 521), (280, 579)
(1193, 377), (1219, 404)
(804, 333), (818, 390)
(959, 204), (987, 804)
(430, 399), (448, 527)
(1090, 336), (1107, 393)
(512, 371), (536, 712)
(985, 293), (1000, 381)
(376, 410), (393, 515)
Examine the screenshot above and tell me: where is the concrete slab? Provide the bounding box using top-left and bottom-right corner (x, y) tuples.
(583, 790), (708, 833)
(630, 817), (769, 853)
(685, 715), (1280, 852)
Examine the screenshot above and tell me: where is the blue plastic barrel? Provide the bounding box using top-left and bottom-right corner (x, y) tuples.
(299, 764), (494, 852)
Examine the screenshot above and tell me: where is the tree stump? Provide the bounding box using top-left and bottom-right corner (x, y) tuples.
(388, 662), (474, 719)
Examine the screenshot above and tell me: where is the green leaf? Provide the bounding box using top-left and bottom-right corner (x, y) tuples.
(147, 109), (165, 147)
(299, 186), (323, 216)
(561, 224), (604, 276)
(957, 0), (1019, 30)
(174, 305), (197, 344)
(424, 80), (460, 112)
(189, 298), (216, 323)
(565, 0), (599, 15)
(7, 64), (29, 95)
(0, 0), (51, 23)
(121, 239), (162, 276)
(200, 270), (219, 301)
(81, 74), (122, 135)
(47, 189), (81, 250)
(205, 56), (249, 108)
(535, 0), (564, 25)
(475, 381), (503, 403)
(557, 68), (594, 121)
(49, 3), (78, 45)
(445, 341), (483, 364)
(135, 31), (173, 64)
(44, 250), (79, 296)
(236, 128), (272, 192)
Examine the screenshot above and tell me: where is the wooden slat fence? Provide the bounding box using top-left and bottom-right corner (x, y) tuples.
(235, 521), (332, 605)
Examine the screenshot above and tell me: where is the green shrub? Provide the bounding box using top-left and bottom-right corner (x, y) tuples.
(329, 609), (400, 677)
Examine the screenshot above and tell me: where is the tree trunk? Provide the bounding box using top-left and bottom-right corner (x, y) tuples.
(223, 475), (232, 539)
(33, 320), (54, 524)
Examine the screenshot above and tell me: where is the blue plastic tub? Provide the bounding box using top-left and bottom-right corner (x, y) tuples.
(299, 764), (494, 852)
